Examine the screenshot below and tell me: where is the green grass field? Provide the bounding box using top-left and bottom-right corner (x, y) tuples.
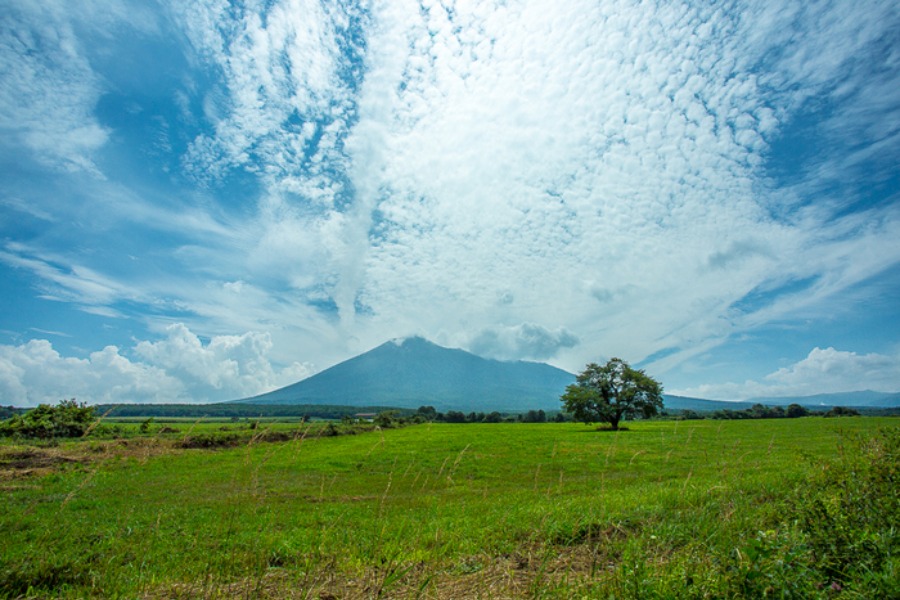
(1, 417), (897, 598)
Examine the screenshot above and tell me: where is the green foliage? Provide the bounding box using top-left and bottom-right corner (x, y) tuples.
(374, 410), (402, 427)
(705, 427), (900, 598)
(676, 409), (705, 420)
(415, 405), (438, 421)
(484, 411), (503, 423)
(520, 409), (547, 423)
(790, 428), (899, 595)
(0, 399), (96, 439)
(710, 405), (811, 420)
(0, 557), (93, 597)
(786, 403), (809, 418)
(561, 358), (663, 430)
(721, 529), (817, 598)
(823, 406), (860, 418)
(443, 410), (467, 423)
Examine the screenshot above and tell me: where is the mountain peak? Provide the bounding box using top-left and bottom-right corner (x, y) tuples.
(387, 335), (431, 347)
(237, 336), (575, 411)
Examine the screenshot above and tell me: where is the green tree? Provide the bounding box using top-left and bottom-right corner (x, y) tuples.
(484, 411), (503, 423)
(416, 406), (438, 421)
(521, 409), (547, 423)
(0, 399), (96, 439)
(375, 410), (401, 427)
(786, 403), (808, 418)
(561, 358), (663, 430)
(824, 406), (860, 418)
(444, 410), (467, 423)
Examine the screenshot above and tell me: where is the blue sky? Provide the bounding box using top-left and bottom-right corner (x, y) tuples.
(1, 0), (899, 406)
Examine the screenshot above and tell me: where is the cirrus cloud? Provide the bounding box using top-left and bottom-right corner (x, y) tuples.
(0, 0), (898, 404)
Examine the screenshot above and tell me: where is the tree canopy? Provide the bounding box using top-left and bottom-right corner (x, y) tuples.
(0, 399), (96, 439)
(561, 358), (663, 430)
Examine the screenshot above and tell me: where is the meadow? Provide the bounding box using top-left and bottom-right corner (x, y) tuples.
(1, 417), (897, 599)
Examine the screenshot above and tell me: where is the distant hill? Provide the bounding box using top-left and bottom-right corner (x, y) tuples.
(746, 390), (900, 408)
(661, 396), (753, 412)
(662, 390), (900, 413)
(232, 337), (576, 412)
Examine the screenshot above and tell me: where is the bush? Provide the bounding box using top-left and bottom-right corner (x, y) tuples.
(677, 409), (705, 420)
(823, 406), (859, 418)
(791, 428), (899, 594)
(0, 399), (96, 439)
(375, 411), (402, 428)
(786, 403), (808, 418)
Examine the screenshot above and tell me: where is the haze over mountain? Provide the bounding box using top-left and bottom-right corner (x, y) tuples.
(236, 337), (576, 412)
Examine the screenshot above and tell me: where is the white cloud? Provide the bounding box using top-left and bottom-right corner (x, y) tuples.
(676, 347), (900, 400)
(0, 0), (164, 174)
(334, 0), (900, 374)
(2, 0), (898, 400)
(0, 3), (109, 174)
(174, 0), (360, 193)
(468, 324), (579, 362)
(0, 340), (182, 407)
(0, 325), (313, 407)
(134, 323), (313, 399)
(0, 244), (133, 313)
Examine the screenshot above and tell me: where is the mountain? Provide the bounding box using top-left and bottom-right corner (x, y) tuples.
(746, 390), (900, 408)
(233, 337), (576, 412)
(232, 339), (900, 413)
(661, 395), (754, 412)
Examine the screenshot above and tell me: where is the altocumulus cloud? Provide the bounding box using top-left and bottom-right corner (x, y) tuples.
(0, 325), (313, 407)
(0, 0), (898, 403)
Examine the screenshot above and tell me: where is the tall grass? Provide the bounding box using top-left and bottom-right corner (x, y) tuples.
(0, 417), (896, 598)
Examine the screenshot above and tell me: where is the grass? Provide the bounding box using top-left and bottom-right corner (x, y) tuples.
(1, 417), (897, 598)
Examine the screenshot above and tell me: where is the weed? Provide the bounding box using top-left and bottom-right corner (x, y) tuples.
(790, 427), (899, 596)
(0, 557), (93, 597)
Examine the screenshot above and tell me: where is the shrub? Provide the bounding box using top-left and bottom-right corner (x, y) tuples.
(791, 428), (899, 594)
(0, 399), (96, 439)
(785, 403), (808, 418)
(823, 406), (859, 418)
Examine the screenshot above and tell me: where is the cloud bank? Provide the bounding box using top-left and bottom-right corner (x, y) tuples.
(675, 347), (900, 401)
(0, 325), (312, 407)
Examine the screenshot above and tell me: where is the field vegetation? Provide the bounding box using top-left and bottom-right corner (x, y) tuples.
(0, 415), (897, 598)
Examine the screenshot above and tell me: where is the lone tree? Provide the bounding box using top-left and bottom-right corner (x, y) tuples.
(561, 358), (663, 430)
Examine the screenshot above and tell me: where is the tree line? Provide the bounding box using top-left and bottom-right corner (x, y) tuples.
(412, 406), (565, 423)
(673, 403), (861, 420)
(94, 403), (415, 420)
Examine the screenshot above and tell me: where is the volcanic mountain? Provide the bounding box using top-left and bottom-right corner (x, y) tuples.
(235, 336), (576, 412)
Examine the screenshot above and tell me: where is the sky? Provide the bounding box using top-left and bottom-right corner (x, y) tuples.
(1, 0), (899, 407)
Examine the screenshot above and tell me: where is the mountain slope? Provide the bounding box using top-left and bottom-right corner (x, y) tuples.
(235, 337), (576, 412)
(661, 395), (754, 412)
